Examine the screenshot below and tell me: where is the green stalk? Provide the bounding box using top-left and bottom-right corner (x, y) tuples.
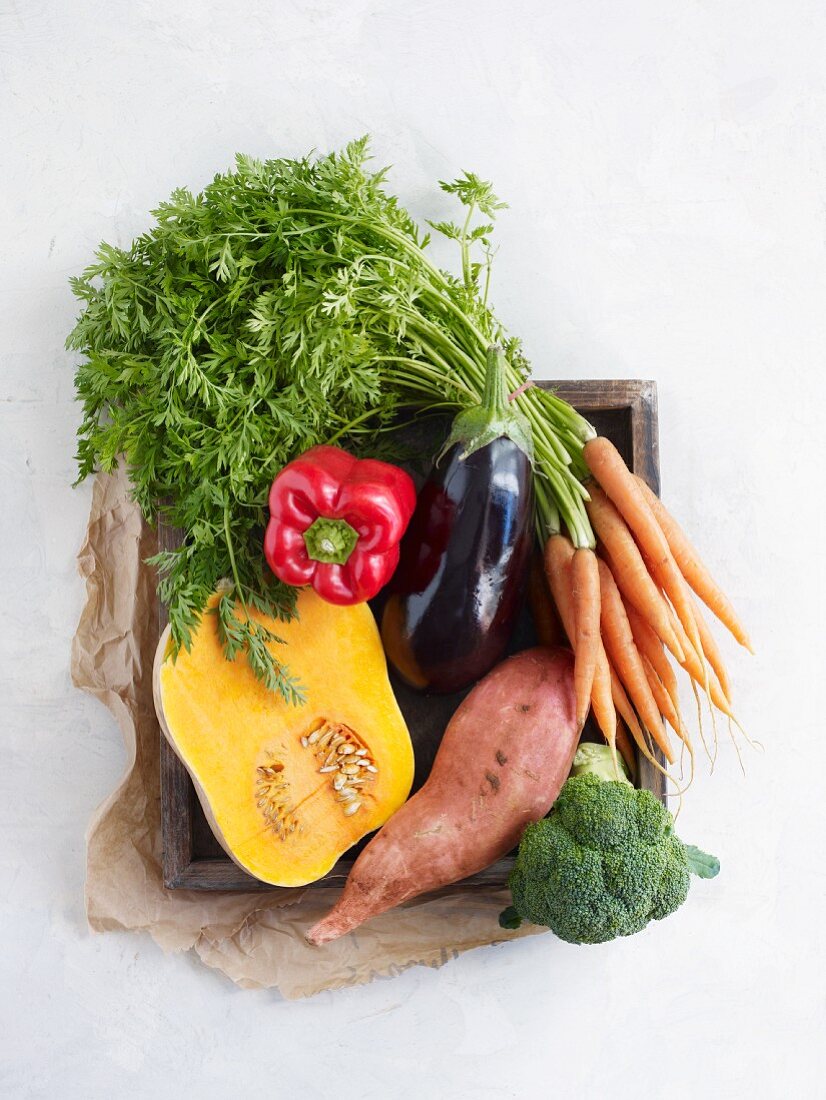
(405, 315), (483, 382)
(535, 484), (561, 538)
(376, 356), (476, 399)
(325, 405), (387, 445)
(482, 249), (493, 314)
(223, 504), (249, 615)
(459, 200), (476, 289)
(530, 412), (573, 467)
(532, 386), (596, 442)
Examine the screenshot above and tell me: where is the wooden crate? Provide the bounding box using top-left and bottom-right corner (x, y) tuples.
(159, 380), (663, 890)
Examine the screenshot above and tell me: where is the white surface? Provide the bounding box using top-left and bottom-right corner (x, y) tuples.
(1, 1), (824, 1096)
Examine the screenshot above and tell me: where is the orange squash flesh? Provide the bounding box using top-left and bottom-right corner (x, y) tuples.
(153, 589), (414, 887)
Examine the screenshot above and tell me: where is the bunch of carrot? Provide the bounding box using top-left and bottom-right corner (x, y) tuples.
(538, 436), (753, 785)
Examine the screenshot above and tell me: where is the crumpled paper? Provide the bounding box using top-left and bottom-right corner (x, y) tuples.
(73, 466), (541, 997)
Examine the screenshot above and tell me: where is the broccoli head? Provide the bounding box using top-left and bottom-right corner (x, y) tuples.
(500, 745), (718, 944)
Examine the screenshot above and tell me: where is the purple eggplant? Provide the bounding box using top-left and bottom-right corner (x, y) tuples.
(381, 345), (534, 693)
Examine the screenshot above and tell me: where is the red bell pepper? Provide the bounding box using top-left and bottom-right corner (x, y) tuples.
(264, 445), (417, 605)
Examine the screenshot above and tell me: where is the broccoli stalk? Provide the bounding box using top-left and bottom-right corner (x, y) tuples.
(500, 744), (719, 943)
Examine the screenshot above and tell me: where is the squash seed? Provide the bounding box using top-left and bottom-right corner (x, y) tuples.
(297, 720), (378, 820)
(256, 757), (300, 839)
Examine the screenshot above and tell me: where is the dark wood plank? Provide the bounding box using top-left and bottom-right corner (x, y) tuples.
(626, 382), (667, 804)
(157, 522), (197, 888)
(160, 380), (664, 891)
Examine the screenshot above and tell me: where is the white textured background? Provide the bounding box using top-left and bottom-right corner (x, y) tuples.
(2, 1), (824, 1097)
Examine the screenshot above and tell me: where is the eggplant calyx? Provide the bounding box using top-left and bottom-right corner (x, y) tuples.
(437, 344), (535, 466)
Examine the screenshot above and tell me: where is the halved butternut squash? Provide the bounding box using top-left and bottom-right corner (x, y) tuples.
(153, 589), (414, 887)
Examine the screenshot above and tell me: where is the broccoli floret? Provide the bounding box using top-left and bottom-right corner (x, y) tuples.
(500, 745), (718, 944)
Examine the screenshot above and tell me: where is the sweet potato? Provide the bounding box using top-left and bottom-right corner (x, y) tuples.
(306, 646), (579, 944)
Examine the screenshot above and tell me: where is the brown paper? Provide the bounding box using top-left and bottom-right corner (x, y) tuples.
(73, 467), (542, 998)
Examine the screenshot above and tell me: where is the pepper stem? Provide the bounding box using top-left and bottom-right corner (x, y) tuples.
(303, 516), (359, 565)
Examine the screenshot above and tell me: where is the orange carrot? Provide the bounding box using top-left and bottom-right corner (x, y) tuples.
(614, 716), (637, 780)
(640, 656), (695, 784)
(543, 534), (576, 644)
(590, 642), (619, 765)
(610, 668), (663, 763)
(667, 604), (734, 717)
(586, 487), (684, 662)
(666, 603), (726, 766)
(611, 671), (643, 744)
(623, 600), (681, 716)
(640, 654), (682, 738)
(570, 547), (601, 730)
(584, 437), (704, 663)
(544, 535), (617, 755)
(690, 596), (733, 703)
(635, 475), (753, 652)
(597, 558), (673, 762)
(528, 551), (562, 648)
